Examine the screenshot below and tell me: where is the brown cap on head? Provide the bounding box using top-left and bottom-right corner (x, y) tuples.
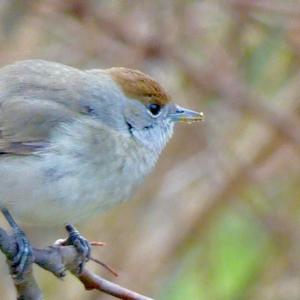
(106, 67), (170, 107)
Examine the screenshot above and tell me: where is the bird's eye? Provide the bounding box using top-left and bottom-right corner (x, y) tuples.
(148, 103), (161, 116)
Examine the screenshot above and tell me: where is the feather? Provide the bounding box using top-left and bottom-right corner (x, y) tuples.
(0, 60), (94, 155)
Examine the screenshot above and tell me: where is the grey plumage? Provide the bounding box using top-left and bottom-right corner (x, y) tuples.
(0, 60), (174, 225)
(0, 60), (202, 226)
(0, 60), (127, 154)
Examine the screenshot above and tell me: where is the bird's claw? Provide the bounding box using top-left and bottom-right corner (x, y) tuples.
(65, 224), (91, 274)
(9, 228), (33, 280)
(0, 208), (33, 280)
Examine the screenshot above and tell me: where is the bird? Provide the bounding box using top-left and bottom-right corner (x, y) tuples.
(0, 59), (203, 278)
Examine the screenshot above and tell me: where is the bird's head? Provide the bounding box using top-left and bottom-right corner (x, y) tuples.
(104, 67), (204, 153)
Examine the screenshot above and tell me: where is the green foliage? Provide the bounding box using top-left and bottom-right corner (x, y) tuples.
(163, 207), (271, 300)
(244, 26), (294, 95)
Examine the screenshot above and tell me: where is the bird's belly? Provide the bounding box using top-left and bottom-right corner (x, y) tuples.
(1, 172), (133, 226)
(0, 120), (157, 226)
(0, 152), (148, 226)
(8, 172), (136, 227)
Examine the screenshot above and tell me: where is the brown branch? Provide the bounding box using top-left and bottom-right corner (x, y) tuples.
(0, 227), (154, 300)
(226, 0), (300, 18)
(78, 269), (153, 300)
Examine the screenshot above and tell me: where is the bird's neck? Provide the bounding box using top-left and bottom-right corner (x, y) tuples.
(130, 121), (174, 156)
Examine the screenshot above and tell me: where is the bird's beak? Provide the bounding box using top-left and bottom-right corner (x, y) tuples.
(170, 105), (204, 123)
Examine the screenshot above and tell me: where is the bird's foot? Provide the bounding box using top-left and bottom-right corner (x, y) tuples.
(1, 208), (33, 281)
(55, 224), (91, 274)
(9, 229), (33, 280)
(54, 225), (113, 275)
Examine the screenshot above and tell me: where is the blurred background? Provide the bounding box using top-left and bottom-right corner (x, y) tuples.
(0, 0), (300, 299)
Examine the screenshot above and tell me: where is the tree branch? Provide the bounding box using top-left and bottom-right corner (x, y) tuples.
(0, 227), (154, 300)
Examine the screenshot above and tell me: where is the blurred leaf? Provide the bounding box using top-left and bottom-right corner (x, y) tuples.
(244, 26), (294, 95)
(162, 206), (271, 300)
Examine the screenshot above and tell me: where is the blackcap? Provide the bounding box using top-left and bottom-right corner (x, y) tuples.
(0, 60), (203, 225)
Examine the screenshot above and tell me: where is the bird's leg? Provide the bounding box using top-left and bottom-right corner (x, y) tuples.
(55, 226), (117, 276)
(55, 224), (91, 274)
(1, 207), (33, 280)
(65, 224), (91, 274)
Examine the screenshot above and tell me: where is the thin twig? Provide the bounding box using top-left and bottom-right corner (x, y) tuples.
(90, 256), (119, 277)
(0, 227), (154, 300)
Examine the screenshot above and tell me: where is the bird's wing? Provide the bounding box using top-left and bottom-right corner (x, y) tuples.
(0, 97), (81, 154)
(0, 60), (94, 155)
